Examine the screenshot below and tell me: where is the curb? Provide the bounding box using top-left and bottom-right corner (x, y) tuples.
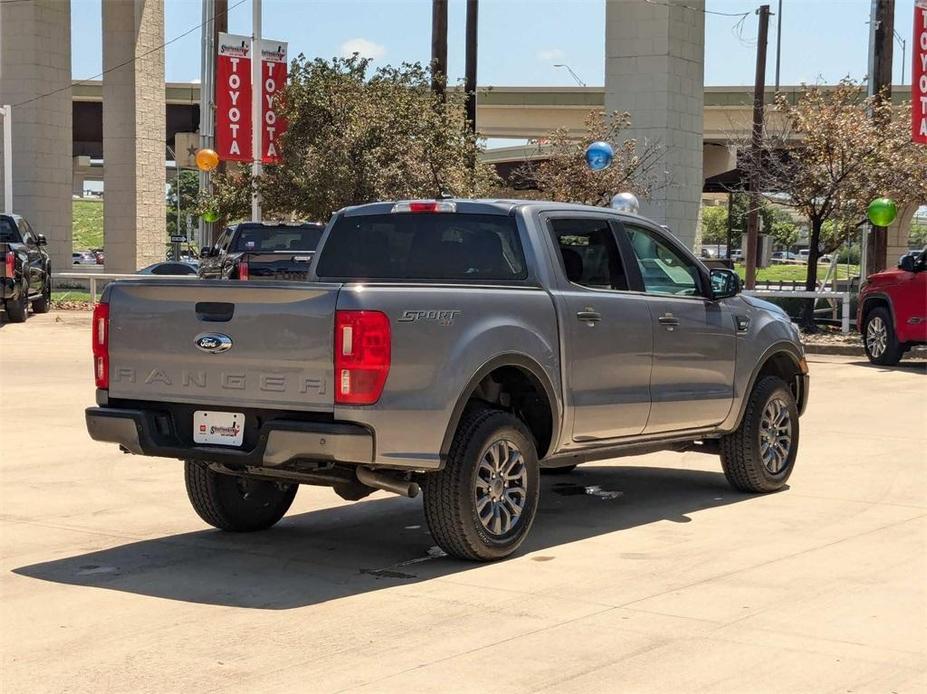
(802, 343), (865, 356)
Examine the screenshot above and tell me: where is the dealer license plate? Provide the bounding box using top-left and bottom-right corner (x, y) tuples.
(193, 410), (244, 446)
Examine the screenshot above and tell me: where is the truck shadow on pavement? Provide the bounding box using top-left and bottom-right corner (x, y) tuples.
(14, 465), (765, 610)
(846, 360), (927, 374)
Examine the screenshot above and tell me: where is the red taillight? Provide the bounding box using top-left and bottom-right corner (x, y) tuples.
(4, 251), (13, 277)
(238, 258), (250, 280)
(92, 302), (110, 389)
(334, 310), (390, 405)
(391, 200), (457, 213)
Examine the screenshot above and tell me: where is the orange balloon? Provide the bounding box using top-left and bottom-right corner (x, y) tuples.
(195, 148), (220, 172)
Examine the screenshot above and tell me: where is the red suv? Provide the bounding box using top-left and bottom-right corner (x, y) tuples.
(857, 249), (927, 365)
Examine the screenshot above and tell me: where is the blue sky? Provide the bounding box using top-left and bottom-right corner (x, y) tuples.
(72, 0), (917, 88)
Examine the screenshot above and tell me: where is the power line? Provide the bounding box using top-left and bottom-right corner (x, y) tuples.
(12, 0), (248, 109)
(643, 0), (751, 18)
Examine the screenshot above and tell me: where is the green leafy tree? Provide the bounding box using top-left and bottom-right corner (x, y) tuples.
(910, 222), (927, 248)
(205, 55), (498, 221)
(166, 170), (200, 238)
(700, 206), (728, 245)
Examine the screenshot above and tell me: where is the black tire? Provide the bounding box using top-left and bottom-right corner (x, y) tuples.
(31, 271), (51, 314)
(184, 461), (297, 532)
(4, 284), (28, 323)
(863, 306), (904, 366)
(422, 407), (540, 561)
(542, 464), (578, 475)
(720, 376), (799, 493)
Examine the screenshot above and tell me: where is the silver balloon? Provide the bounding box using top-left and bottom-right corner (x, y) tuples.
(610, 192), (640, 214)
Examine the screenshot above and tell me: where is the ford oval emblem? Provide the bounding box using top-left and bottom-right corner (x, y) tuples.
(194, 332), (233, 354)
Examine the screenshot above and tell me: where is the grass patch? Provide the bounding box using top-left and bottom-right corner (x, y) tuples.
(734, 263), (860, 282)
(52, 290), (92, 303)
(73, 199), (104, 250)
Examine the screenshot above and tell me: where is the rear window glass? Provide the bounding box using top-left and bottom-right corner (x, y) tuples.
(316, 213), (527, 281)
(0, 218), (21, 244)
(232, 226), (323, 252)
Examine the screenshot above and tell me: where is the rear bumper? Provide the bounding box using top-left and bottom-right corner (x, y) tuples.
(85, 406), (374, 468)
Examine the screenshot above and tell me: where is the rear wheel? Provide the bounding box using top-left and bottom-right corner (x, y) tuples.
(720, 376), (799, 493)
(863, 307), (903, 366)
(31, 272), (51, 314)
(422, 408), (539, 561)
(184, 461), (297, 531)
(4, 283), (28, 323)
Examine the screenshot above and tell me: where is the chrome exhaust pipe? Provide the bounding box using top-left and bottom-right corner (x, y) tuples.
(356, 467), (420, 498)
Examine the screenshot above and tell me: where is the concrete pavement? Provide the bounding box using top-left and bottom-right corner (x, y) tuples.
(1, 311), (925, 693)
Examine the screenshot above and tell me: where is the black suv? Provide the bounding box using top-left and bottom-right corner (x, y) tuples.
(1, 214), (51, 322)
(198, 222), (324, 281)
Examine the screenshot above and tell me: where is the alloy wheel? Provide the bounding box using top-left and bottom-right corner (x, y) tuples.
(474, 439), (528, 537)
(866, 316), (887, 358)
(759, 397), (792, 474)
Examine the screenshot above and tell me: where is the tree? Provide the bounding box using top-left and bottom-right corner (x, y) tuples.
(167, 170), (199, 238)
(513, 110), (664, 207)
(700, 206), (728, 245)
(911, 222), (927, 248)
(204, 55), (498, 221)
(738, 81), (900, 328)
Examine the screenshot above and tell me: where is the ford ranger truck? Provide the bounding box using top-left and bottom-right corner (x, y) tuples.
(85, 200), (809, 561)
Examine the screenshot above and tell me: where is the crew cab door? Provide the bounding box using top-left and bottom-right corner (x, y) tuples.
(619, 222), (736, 434)
(542, 214), (652, 441)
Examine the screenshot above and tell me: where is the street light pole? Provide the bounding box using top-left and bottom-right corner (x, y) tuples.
(251, 0), (263, 222)
(431, 0), (448, 99)
(1, 105), (11, 214)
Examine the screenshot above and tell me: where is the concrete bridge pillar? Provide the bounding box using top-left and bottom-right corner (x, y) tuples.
(0, 0), (73, 273)
(605, 0), (705, 249)
(885, 202), (918, 266)
(102, 0), (165, 272)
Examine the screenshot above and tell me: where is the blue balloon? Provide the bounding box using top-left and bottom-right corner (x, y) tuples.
(585, 141), (614, 171)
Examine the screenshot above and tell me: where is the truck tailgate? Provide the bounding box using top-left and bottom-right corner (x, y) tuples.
(243, 251), (314, 281)
(106, 281), (339, 411)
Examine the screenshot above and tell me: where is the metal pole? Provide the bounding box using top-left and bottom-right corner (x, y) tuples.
(745, 5), (770, 290)
(431, 0), (448, 98)
(1, 105), (11, 214)
(464, 0), (479, 133)
(774, 0), (782, 91)
(251, 0), (263, 222)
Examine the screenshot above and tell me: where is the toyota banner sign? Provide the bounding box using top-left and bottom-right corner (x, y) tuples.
(915, 0), (927, 144)
(215, 33), (289, 162)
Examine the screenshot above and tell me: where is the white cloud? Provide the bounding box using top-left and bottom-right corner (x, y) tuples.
(536, 48), (565, 63)
(340, 38), (386, 60)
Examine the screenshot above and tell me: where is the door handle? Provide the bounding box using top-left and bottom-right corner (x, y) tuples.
(657, 313), (680, 328)
(576, 309), (602, 324)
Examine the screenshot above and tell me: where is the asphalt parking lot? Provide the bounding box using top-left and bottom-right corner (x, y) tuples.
(1, 311), (925, 693)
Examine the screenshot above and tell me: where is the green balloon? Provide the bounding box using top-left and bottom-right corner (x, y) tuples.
(202, 209), (219, 223)
(867, 198), (897, 227)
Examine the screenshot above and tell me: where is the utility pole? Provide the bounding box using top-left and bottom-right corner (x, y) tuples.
(865, 0), (895, 275)
(198, 0), (217, 248)
(464, 0), (478, 133)
(745, 4), (770, 290)
(251, 0), (263, 222)
(431, 0), (448, 99)
(774, 0), (782, 91)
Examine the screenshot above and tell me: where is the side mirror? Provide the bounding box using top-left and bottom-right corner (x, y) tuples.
(36, 234), (47, 246)
(710, 268), (741, 300)
(899, 255), (916, 273)
(199, 246), (212, 259)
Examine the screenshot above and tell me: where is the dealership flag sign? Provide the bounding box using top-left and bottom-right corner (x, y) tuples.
(915, 0), (927, 144)
(215, 33), (288, 162)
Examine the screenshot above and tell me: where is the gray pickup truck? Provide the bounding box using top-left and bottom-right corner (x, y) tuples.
(86, 199), (808, 561)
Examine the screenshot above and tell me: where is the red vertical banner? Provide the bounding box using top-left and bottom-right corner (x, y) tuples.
(215, 33), (252, 161)
(914, 1), (927, 144)
(260, 40), (288, 164)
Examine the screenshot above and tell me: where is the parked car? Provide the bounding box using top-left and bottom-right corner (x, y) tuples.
(771, 251), (798, 263)
(730, 249), (744, 261)
(199, 221), (325, 280)
(92, 249), (105, 265)
(85, 199), (809, 561)
(137, 262), (199, 276)
(72, 251), (97, 265)
(1, 213), (51, 322)
(857, 248), (927, 365)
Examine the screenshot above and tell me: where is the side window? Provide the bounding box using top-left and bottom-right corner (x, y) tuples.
(215, 230), (231, 253)
(624, 225), (701, 297)
(549, 218), (628, 291)
(18, 221), (35, 245)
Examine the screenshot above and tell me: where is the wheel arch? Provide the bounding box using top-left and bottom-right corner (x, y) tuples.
(732, 343), (807, 429)
(860, 292), (894, 327)
(440, 354), (561, 462)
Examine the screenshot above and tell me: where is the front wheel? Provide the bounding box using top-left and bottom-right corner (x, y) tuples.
(184, 461), (297, 531)
(32, 272), (51, 314)
(863, 307), (903, 366)
(422, 408), (540, 561)
(720, 376), (799, 493)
